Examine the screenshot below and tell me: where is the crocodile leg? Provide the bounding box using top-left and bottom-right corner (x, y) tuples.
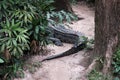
(48, 37), (63, 46)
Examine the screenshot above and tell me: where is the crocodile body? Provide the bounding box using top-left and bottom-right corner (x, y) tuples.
(48, 25), (85, 47)
(42, 25), (86, 61)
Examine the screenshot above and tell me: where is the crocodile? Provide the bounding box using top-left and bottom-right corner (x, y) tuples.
(48, 25), (85, 47)
(41, 25), (86, 62)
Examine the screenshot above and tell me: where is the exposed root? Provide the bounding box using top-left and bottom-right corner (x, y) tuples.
(81, 58), (99, 79)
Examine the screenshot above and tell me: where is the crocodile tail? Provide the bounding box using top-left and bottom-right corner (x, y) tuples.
(41, 43), (86, 62)
(41, 53), (64, 62)
(41, 47), (75, 62)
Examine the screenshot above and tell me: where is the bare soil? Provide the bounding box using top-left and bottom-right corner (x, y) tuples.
(14, 2), (94, 80)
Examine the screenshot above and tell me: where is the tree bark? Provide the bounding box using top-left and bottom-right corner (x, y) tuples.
(54, 0), (73, 12)
(94, 0), (120, 75)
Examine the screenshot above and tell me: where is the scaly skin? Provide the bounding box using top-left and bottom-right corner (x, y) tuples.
(41, 42), (86, 62)
(42, 25), (86, 62)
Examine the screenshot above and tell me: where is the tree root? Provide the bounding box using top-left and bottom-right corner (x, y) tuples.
(81, 59), (99, 79)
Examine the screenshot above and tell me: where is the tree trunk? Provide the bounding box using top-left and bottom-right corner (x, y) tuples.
(54, 0), (73, 12)
(94, 0), (120, 75)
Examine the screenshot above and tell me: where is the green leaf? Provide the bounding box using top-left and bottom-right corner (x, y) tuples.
(2, 4), (7, 9)
(35, 26), (39, 34)
(0, 58), (4, 63)
(12, 39), (17, 46)
(17, 47), (23, 55)
(12, 19), (15, 26)
(58, 12), (63, 23)
(47, 12), (50, 19)
(6, 19), (10, 27)
(1, 44), (6, 52)
(13, 22), (20, 29)
(27, 13), (32, 21)
(40, 26), (45, 32)
(66, 14), (71, 22)
(24, 16), (27, 23)
(34, 33), (38, 40)
(19, 14), (24, 19)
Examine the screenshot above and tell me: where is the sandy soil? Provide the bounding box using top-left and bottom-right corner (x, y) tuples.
(14, 2), (94, 80)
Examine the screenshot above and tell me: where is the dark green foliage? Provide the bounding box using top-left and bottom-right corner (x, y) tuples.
(0, 58), (24, 80)
(88, 70), (112, 80)
(112, 47), (120, 79)
(49, 10), (78, 23)
(29, 17), (50, 47)
(0, 0), (78, 79)
(0, 19), (29, 59)
(0, 0), (77, 55)
(0, 19), (29, 79)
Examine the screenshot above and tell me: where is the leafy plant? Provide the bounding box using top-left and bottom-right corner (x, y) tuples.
(86, 38), (94, 50)
(0, 19), (29, 59)
(47, 10), (78, 24)
(113, 47), (120, 77)
(29, 17), (50, 53)
(0, 0), (80, 79)
(0, 58), (24, 80)
(88, 70), (112, 80)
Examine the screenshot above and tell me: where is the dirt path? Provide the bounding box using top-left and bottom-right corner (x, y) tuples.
(15, 2), (94, 80)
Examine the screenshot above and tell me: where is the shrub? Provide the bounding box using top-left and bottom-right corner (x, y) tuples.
(88, 70), (112, 80)
(0, 19), (29, 60)
(0, 0), (78, 79)
(112, 47), (120, 79)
